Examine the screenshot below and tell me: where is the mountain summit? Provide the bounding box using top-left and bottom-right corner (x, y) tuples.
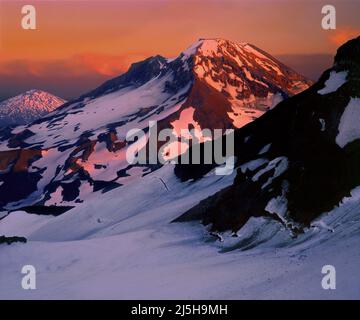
(179, 38), (312, 127)
(78, 38), (311, 130)
(0, 90), (65, 127)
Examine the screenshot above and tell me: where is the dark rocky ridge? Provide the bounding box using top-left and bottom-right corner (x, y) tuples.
(174, 36), (360, 233)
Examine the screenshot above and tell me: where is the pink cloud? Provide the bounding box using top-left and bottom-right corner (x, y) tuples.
(0, 52), (149, 78)
(328, 27), (360, 46)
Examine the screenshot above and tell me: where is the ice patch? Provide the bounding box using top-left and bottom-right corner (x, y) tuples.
(336, 98), (360, 148)
(45, 186), (64, 206)
(240, 158), (268, 174)
(265, 181), (289, 222)
(311, 220), (334, 232)
(265, 196), (287, 219)
(259, 143), (271, 155)
(318, 71), (347, 95)
(252, 156), (289, 189)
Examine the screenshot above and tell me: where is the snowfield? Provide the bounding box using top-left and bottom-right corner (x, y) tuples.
(0, 164), (359, 299)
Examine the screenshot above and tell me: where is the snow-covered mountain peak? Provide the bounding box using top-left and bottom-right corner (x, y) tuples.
(188, 37), (311, 89)
(0, 90), (66, 127)
(6, 89), (64, 111)
(181, 38), (248, 57)
(0, 39), (312, 211)
(176, 38), (313, 127)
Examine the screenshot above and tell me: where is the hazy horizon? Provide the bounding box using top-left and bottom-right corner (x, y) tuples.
(0, 51), (334, 102)
(0, 0), (358, 101)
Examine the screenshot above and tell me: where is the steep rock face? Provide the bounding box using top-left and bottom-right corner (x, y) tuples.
(0, 39), (311, 210)
(174, 36), (360, 233)
(0, 90), (65, 127)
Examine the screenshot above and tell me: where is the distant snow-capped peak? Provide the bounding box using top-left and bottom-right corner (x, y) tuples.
(0, 89), (66, 126)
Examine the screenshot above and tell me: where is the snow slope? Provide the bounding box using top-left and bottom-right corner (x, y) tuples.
(0, 164), (359, 299)
(318, 71), (348, 95)
(336, 97), (360, 148)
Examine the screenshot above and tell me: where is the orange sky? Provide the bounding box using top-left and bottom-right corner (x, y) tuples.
(0, 0), (359, 100)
